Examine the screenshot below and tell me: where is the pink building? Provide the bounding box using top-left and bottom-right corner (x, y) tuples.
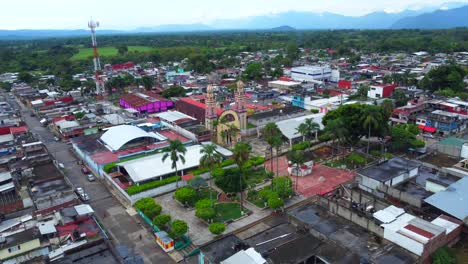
(120, 92), (173, 114)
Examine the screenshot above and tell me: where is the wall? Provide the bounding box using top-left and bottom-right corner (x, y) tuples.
(316, 196), (384, 237)
(377, 185), (423, 208)
(359, 176), (381, 191)
(425, 181), (447, 193)
(0, 238), (41, 261)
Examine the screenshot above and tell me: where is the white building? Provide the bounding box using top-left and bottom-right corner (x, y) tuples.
(358, 157), (419, 193)
(373, 205), (462, 257)
(291, 65), (333, 82)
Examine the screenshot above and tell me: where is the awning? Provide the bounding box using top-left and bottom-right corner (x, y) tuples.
(418, 125), (436, 133)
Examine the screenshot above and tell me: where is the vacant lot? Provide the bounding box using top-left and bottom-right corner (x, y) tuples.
(71, 46), (153, 60)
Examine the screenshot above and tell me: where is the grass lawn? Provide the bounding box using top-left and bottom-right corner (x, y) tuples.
(213, 203), (250, 222)
(245, 169), (272, 188)
(71, 46), (153, 60)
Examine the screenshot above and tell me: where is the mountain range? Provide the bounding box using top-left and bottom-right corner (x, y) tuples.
(0, 2), (467, 39)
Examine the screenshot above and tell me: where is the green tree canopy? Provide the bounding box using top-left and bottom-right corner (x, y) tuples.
(162, 85), (186, 98)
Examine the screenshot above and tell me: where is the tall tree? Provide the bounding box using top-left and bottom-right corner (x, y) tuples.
(141, 76), (154, 90)
(324, 118), (348, 156)
(304, 118), (320, 141)
(199, 144), (222, 203)
(232, 142), (252, 212)
(263, 122), (281, 174)
(162, 140), (187, 189)
(361, 109), (381, 155)
(287, 150), (306, 191)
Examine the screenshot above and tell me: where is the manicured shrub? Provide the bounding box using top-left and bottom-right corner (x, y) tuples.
(268, 196), (284, 210)
(175, 187), (196, 204)
(127, 176), (180, 195)
(271, 177), (293, 198)
(134, 197), (156, 212)
(292, 141), (311, 151)
(209, 222), (226, 235)
(259, 189), (277, 202)
(195, 199), (214, 210)
(153, 214), (171, 228)
(170, 220), (188, 239)
(196, 207), (216, 221)
(144, 204), (162, 219)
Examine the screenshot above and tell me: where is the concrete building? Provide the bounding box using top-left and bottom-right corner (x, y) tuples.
(373, 206), (462, 259)
(291, 65), (332, 82)
(436, 137), (468, 158)
(119, 92), (174, 114)
(367, 84), (397, 99)
(357, 157), (420, 193)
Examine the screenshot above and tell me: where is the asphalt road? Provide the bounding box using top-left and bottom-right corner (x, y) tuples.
(13, 96), (173, 264)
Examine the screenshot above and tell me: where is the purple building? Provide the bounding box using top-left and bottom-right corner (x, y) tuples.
(119, 92), (174, 114)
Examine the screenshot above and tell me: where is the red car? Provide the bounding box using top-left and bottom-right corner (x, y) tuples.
(81, 167), (90, 174)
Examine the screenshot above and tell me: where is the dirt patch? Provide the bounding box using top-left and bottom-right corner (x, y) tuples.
(420, 153), (459, 167)
(312, 146), (334, 159)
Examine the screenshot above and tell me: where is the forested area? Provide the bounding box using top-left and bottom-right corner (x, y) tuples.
(0, 29), (467, 91)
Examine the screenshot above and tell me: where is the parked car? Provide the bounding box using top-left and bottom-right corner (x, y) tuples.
(75, 187), (90, 202)
(423, 133), (435, 139)
(81, 167), (90, 174)
(87, 174), (96, 182)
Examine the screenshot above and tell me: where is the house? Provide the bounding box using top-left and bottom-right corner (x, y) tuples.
(357, 157), (420, 193)
(436, 137), (468, 159)
(424, 110), (467, 135)
(425, 177), (468, 224)
(373, 206), (462, 259)
(0, 228), (44, 262)
(367, 84), (397, 99)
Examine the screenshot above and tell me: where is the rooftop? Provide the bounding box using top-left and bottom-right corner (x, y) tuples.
(425, 177), (468, 222)
(118, 144), (203, 183)
(100, 125), (161, 151)
(249, 106), (305, 121)
(358, 157), (420, 182)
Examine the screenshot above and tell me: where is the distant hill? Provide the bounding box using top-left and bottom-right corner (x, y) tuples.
(135, 24), (213, 33)
(391, 5), (468, 29)
(271, 25), (296, 31)
(0, 2), (467, 40)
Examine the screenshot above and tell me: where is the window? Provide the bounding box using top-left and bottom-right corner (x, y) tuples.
(8, 245), (20, 253)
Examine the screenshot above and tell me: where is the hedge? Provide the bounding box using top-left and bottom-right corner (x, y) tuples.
(103, 152), (158, 173)
(244, 156), (265, 169)
(292, 141), (311, 151)
(188, 159), (235, 176)
(127, 175), (181, 195)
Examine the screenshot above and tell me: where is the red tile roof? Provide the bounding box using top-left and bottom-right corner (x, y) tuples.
(404, 224), (435, 239)
(10, 126), (28, 135)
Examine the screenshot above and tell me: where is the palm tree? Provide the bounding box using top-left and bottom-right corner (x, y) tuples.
(362, 110), (381, 155)
(287, 150), (306, 191)
(324, 118), (348, 156)
(200, 144), (222, 203)
(162, 140), (187, 189)
(232, 142), (252, 212)
(262, 122), (281, 174)
(296, 118), (320, 142)
(227, 124), (239, 146)
(304, 118), (320, 141)
(296, 123), (308, 142)
(272, 136), (283, 192)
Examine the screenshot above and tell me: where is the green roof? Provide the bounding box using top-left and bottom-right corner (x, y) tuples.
(438, 137), (467, 147)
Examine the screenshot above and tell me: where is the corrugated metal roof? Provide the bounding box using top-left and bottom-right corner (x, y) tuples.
(100, 125), (160, 151)
(438, 137), (467, 147)
(424, 177), (468, 221)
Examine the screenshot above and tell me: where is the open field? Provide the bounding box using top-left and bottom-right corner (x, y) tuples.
(71, 46), (153, 60)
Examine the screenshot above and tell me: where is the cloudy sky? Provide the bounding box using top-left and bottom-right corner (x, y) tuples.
(2, 0), (467, 29)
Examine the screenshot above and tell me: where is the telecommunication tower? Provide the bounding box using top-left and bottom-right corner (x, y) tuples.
(88, 19), (104, 94)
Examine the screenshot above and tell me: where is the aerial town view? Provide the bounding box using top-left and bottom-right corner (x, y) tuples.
(0, 0), (467, 263)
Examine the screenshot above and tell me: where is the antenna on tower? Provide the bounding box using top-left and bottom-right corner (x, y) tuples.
(88, 18), (103, 95)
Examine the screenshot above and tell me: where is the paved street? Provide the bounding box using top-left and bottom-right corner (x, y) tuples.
(15, 98), (173, 264)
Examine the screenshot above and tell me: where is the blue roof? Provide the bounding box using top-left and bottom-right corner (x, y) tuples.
(424, 177), (468, 221)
